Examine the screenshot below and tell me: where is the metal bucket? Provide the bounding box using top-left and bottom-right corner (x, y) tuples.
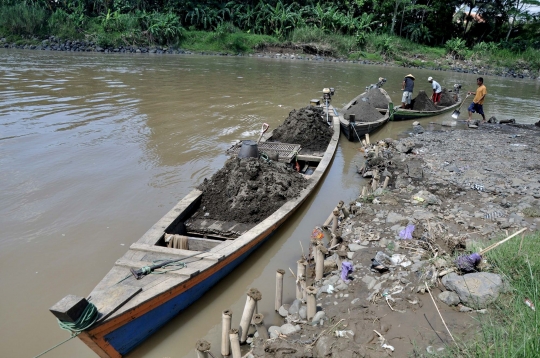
(238, 140), (259, 159)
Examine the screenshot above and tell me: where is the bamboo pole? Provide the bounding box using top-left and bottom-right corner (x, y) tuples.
(372, 170), (380, 191)
(252, 313), (269, 340)
(382, 176), (390, 189)
(195, 340), (211, 358)
(275, 269), (285, 311)
(306, 286), (317, 320)
(315, 244), (328, 281)
(221, 310), (232, 356)
(365, 133), (370, 145)
(331, 208), (339, 234)
(229, 329), (241, 358)
(239, 288), (262, 344)
(323, 201), (343, 228)
(296, 259), (306, 300)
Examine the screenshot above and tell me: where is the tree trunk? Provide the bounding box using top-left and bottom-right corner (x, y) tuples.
(391, 0), (400, 34)
(463, 1), (474, 36)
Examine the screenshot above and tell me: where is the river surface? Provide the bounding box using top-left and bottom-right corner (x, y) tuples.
(1, 49), (538, 358)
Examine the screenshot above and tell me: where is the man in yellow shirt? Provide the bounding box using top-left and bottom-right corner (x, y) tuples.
(467, 77), (487, 122)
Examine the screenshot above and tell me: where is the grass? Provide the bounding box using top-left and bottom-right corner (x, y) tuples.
(444, 232), (539, 357)
(180, 30), (278, 54)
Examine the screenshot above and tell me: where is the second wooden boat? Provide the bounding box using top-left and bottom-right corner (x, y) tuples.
(392, 97), (462, 121)
(49, 104), (341, 358)
(339, 88), (393, 142)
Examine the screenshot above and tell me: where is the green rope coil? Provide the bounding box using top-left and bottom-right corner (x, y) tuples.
(33, 303), (98, 358)
(57, 302), (99, 336)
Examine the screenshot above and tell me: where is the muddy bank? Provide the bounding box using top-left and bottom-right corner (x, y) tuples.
(247, 123), (539, 357)
(270, 106), (333, 152)
(195, 157), (307, 224)
(3, 37), (539, 81)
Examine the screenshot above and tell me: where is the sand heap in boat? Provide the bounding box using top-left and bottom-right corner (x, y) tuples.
(270, 106), (334, 152)
(359, 87), (390, 109)
(438, 88), (457, 107)
(342, 98), (385, 123)
(411, 90), (438, 111)
(197, 157), (307, 224)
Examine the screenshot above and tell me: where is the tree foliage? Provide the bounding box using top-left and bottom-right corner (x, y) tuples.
(1, 0), (539, 48)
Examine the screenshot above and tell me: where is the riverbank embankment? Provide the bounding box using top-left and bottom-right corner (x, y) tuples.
(245, 122), (540, 357)
(2, 35), (539, 81)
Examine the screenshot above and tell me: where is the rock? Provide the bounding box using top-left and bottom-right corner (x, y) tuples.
(386, 212), (405, 224)
(312, 310), (326, 324)
(315, 335), (334, 356)
(438, 291), (460, 306)
(299, 305), (307, 319)
(459, 305), (473, 312)
(413, 190), (441, 205)
(335, 283), (348, 291)
(324, 258), (338, 274)
(288, 299), (302, 315)
(413, 125), (425, 134)
(442, 272), (503, 308)
(412, 121), (420, 126)
(348, 243), (364, 252)
(395, 140), (414, 153)
(268, 326), (281, 338)
(278, 304), (290, 317)
(487, 116), (498, 123)
(280, 323), (300, 335)
(441, 120), (457, 127)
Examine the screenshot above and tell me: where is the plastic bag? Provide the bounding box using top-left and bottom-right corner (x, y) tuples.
(399, 224), (415, 240)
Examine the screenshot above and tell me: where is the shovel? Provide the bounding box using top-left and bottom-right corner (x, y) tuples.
(256, 123), (270, 144)
(451, 94), (469, 119)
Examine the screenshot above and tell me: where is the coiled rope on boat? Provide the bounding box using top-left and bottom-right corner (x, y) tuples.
(33, 302), (98, 358)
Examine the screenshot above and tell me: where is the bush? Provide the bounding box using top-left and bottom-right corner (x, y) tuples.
(48, 9), (79, 39)
(141, 11), (183, 45)
(0, 3), (47, 35)
(445, 37), (467, 59)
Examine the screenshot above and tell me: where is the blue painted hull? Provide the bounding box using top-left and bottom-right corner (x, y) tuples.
(104, 232), (274, 355)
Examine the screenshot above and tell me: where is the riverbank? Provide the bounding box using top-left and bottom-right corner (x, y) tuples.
(2, 33), (539, 81)
(246, 122), (540, 357)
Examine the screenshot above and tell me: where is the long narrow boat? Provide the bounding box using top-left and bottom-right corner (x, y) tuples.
(392, 97), (462, 121)
(339, 88), (393, 142)
(49, 104), (341, 358)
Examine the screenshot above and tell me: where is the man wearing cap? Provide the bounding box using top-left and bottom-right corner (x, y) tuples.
(401, 74), (415, 109)
(428, 77), (442, 105)
(467, 77), (487, 122)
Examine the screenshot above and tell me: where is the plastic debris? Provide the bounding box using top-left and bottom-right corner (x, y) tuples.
(341, 262), (354, 282)
(382, 343), (395, 352)
(524, 298), (535, 310)
(455, 252), (482, 272)
(311, 226), (324, 240)
(399, 224), (415, 239)
(335, 330), (355, 338)
(327, 285), (335, 294)
(390, 254), (412, 267)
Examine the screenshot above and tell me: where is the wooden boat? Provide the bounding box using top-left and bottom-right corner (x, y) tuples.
(392, 97), (462, 121)
(339, 88), (393, 142)
(49, 105), (341, 358)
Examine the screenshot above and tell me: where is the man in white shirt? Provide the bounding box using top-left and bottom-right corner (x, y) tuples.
(428, 77), (442, 105)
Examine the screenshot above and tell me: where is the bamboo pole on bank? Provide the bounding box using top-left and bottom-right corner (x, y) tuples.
(252, 313), (269, 340)
(221, 310), (232, 356)
(296, 259), (306, 300)
(195, 340), (211, 358)
(229, 329), (241, 358)
(331, 208), (339, 234)
(315, 244), (328, 281)
(306, 286), (317, 320)
(323, 201), (343, 228)
(275, 269), (285, 311)
(239, 288), (261, 344)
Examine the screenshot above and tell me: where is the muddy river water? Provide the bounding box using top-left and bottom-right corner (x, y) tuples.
(1, 49), (539, 358)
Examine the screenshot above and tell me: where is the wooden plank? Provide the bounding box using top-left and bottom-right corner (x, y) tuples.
(130, 243), (224, 262)
(296, 154), (323, 162)
(187, 237), (222, 251)
(88, 285), (142, 323)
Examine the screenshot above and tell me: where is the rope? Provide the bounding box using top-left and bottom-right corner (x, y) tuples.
(34, 303), (99, 358)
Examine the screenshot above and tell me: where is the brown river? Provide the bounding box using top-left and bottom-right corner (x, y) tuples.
(1, 49), (539, 358)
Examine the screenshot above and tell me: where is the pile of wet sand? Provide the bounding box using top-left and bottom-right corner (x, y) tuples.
(411, 90), (438, 111)
(343, 98), (385, 123)
(438, 88), (457, 107)
(359, 88), (390, 109)
(196, 157), (307, 224)
(270, 106), (334, 152)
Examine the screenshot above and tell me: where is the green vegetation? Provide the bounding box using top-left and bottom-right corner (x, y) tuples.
(444, 232), (540, 357)
(1, 1), (540, 71)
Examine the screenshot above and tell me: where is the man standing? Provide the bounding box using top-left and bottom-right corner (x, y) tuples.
(467, 77), (487, 122)
(428, 77), (442, 105)
(401, 74), (415, 109)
